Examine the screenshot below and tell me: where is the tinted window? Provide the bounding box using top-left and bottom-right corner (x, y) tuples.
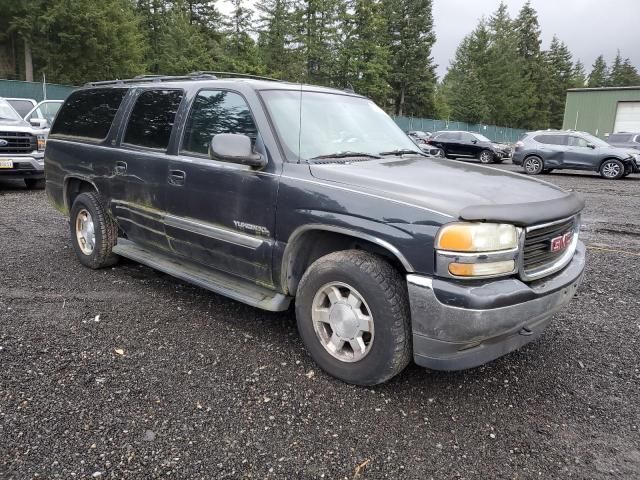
(534, 135), (566, 146)
(436, 132), (459, 141)
(7, 99), (34, 117)
(567, 136), (590, 147)
(460, 133), (476, 142)
(182, 90), (258, 155)
(51, 88), (127, 139)
(608, 134), (632, 142)
(124, 89), (184, 149)
(635, 135), (640, 144)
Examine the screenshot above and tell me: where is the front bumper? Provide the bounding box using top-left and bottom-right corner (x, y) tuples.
(0, 155), (45, 179)
(408, 241), (585, 370)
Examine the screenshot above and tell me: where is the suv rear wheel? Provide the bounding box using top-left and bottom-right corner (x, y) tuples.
(523, 156), (544, 175)
(600, 159), (624, 180)
(70, 192), (119, 269)
(295, 250), (411, 385)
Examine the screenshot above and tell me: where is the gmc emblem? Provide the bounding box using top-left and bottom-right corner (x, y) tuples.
(550, 232), (573, 252)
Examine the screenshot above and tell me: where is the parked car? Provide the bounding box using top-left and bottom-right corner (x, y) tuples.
(45, 73), (585, 385)
(406, 130), (431, 144)
(0, 98), (47, 188)
(6, 97), (37, 118)
(427, 130), (510, 163)
(607, 132), (640, 151)
(513, 130), (640, 179)
(5, 97), (63, 130)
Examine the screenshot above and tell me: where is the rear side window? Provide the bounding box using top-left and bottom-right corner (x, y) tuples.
(534, 135), (566, 146)
(124, 89), (184, 150)
(181, 90), (258, 155)
(51, 88), (127, 139)
(608, 134), (632, 142)
(436, 132), (459, 141)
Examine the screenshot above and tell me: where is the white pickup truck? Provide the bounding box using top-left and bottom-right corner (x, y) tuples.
(0, 98), (54, 189)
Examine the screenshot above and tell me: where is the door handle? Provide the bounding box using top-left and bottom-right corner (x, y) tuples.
(168, 169), (186, 186)
(115, 161), (127, 175)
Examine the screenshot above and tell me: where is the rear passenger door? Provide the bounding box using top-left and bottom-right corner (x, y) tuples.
(111, 88), (184, 251)
(164, 89), (279, 286)
(533, 134), (567, 168)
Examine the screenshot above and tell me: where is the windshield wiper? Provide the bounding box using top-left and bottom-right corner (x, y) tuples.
(379, 149), (428, 157)
(309, 151), (381, 161)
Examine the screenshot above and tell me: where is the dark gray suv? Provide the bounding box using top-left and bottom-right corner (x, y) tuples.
(512, 130), (640, 179)
(607, 132), (640, 151)
(45, 73), (586, 385)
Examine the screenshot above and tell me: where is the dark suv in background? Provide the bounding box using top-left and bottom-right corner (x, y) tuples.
(513, 130), (640, 179)
(607, 132), (640, 151)
(45, 73), (585, 385)
(427, 130), (510, 163)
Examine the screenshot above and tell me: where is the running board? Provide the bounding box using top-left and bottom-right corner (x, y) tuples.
(112, 238), (291, 312)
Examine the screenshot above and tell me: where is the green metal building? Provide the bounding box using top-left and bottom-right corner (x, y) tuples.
(563, 86), (640, 139)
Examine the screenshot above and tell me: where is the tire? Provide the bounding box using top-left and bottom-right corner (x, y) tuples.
(295, 250), (411, 386)
(478, 150), (494, 164)
(523, 156), (544, 175)
(433, 148), (445, 158)
(599, 159), (624, 180)
(69, 192), (119, 269)
(24, 178), (45, 189)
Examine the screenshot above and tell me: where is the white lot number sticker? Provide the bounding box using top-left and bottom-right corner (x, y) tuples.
(0, 159), (14, 169)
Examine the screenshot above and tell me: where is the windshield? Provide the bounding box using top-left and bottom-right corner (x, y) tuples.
(581, 133), (611, 147)
(473, 133), (492, 142)
(261, 90), (421, 161)
(0, 99), (22, 121)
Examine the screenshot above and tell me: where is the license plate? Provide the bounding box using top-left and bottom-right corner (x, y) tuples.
(0, 159), (13, 169)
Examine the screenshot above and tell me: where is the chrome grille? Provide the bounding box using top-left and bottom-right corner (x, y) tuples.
(522, 216), (578, 279)
(0, 132), (36, 154)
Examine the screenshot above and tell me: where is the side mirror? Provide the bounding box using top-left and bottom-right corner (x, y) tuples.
(472, 140), (478, 144)
(587, 143), (596, 149)
(29, 118), (48, 129)
(209, 133), (266, 169)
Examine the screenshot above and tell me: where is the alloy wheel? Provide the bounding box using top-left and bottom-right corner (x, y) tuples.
(75, 209), (96, 255)
(525, 157), (542, 174)
(311, 282), (374, 363)
(602, 161), (621, 178)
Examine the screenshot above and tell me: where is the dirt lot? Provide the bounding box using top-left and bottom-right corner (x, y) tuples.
(1, 165), (639, 479)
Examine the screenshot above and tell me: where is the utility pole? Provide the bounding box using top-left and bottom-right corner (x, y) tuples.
(24, 38), (33, 82)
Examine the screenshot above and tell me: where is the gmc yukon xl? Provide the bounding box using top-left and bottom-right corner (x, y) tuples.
(45, 73), (585, 385)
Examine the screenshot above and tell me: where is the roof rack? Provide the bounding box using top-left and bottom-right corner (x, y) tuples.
(189, 71), (285, 83)
(84, 72), (217, 87)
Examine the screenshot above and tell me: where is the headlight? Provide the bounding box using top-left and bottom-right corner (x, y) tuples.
(435, 222), (518, 252)
(37, 135), (46, 152)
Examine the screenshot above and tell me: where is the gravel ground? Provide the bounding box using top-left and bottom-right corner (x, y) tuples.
(1, 165), (639, 480)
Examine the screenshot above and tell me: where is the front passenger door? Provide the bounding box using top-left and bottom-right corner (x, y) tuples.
(565, 135), (599, 170)
(164, 90), (280, 287)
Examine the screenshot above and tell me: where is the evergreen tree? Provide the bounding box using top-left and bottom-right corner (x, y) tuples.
(608, 51), (640, 86)
(334, 0), (391, 105)
(544, 36), (574, 129)
(219, 0), (264, 74)
(155, 4), (214, 75)
(383, 0), (437, 117)
(588, 55), (608, 87)
(514, 1), (546, 129)
(571, 60), (587, 88)
(255, 0), (296, 79)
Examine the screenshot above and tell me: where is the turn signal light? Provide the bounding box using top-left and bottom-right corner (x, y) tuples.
(448, 260), (515, 277)
(37, 136), (46, 152)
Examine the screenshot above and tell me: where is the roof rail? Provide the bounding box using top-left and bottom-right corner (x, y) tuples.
(84, 72), (218, 87)
(189, 71), (285, 83)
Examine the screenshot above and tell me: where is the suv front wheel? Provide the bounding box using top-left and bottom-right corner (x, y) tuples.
(600, 159), (624, 180)
(295, 250), (411, 385)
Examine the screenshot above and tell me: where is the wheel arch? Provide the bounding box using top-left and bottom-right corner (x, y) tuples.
(281, 225), (414, 296)
(598, 156), (625, 170)
(64, 176), (98, 212)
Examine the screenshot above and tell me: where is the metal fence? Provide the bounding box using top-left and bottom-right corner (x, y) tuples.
(0, 79), (75, 102)
(392, 116), (527, 144)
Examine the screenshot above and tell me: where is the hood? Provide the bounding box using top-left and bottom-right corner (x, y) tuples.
(309, 157), (584, 226)
(0, 117), (31, 129)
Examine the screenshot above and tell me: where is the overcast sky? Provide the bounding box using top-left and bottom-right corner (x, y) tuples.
(433, 0), (639, 79)
(222, 0), (640, 80)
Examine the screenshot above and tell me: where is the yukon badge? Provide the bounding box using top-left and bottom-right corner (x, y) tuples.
(550, 232), (573, 252)
(233, 220), (270, 236)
